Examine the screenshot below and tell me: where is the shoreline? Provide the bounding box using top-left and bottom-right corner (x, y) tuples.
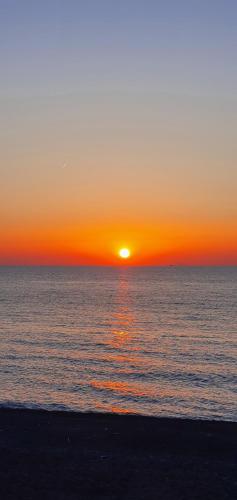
(0, 408), (236, 499)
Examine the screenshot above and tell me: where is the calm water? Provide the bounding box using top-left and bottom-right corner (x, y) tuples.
(0, 266), (236, 421)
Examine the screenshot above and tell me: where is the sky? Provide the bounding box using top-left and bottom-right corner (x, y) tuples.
(1, 0), (237, 265)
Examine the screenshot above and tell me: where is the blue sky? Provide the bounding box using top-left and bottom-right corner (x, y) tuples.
(1, 0), (237, 98)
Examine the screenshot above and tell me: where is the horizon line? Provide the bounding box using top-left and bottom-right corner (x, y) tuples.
(0, 264), (236, 268)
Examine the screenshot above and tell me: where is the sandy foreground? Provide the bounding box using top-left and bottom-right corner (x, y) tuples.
(0, 408), (236, 499)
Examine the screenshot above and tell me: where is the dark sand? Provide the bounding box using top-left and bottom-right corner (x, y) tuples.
(0, 409), (236, 499)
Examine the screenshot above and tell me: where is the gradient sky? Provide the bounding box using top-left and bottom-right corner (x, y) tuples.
(1, 0), (237, 265)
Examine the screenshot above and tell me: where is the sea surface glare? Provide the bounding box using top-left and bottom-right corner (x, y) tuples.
(0, 266), (236, 420)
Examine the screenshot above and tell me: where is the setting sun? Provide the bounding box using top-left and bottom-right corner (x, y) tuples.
(119, 248), (130, 259)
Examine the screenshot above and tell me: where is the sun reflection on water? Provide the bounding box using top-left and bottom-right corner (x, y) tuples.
(109, 271), (137, 346)
(91, 270), (143, 413)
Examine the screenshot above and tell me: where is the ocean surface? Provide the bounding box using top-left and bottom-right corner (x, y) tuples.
(0, 266), (236, 421)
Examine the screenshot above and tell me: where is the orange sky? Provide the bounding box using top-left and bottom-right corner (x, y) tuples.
(1, 216), (236, 265)
(1, 3), (237, 265)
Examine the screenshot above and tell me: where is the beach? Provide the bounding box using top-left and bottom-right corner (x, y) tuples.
(0, 408), (236, 499)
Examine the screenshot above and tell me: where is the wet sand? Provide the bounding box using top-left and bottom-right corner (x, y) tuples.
(0, 408), (236, 499)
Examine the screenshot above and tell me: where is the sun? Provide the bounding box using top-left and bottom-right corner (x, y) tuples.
(119, 248), (130, 259)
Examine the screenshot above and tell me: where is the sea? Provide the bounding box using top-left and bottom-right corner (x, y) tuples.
(0, 266), (236, 421)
